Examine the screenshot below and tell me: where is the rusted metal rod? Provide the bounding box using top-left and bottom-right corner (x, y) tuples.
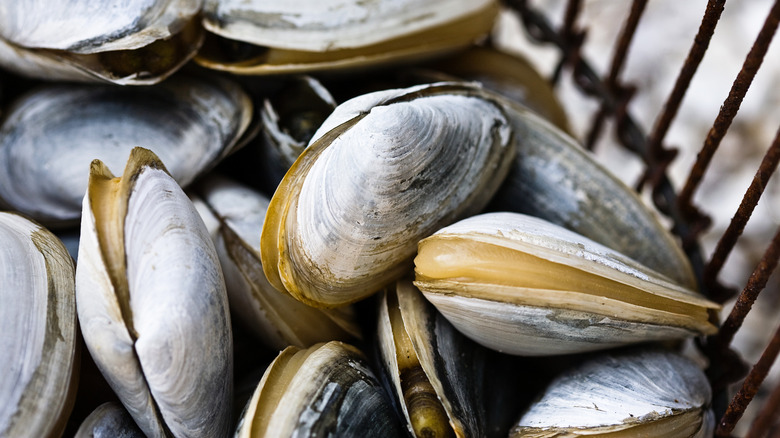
(644, 0), (726, 160)
(715, 226), (780, 351)
(678, 0), (780, 214)
(747, 377), (780, 438)
(717, 312), (780, 436)
(704, 125), (780, 301)
(585, 0), (648, 150)
(551, 0), (584, 85)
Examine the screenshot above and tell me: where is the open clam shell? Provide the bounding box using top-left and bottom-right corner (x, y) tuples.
(0, 0), (203, 84)
(0, 212), (78, 437)
(76, 148), (233, 437)
(0, 75), (253, 226)
(511, 350), (714, 437)
(414, 212), (719, 356)
(261, 82), (515, 308)
(377, 279), (487, 438)
(196, 0), (498, 74)
(489, 102), (696, 289)
(235, 341), (405, 437)
(193, 175), (361, 349)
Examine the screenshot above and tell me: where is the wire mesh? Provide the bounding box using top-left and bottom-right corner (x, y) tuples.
(503, 0), (780, 436)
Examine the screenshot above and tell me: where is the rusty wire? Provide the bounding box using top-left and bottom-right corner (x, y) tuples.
(677, 0), (780, 234)
(746, 371), (780, 437)
(504, 0), (780, 435)
(584, 0), (648, 150)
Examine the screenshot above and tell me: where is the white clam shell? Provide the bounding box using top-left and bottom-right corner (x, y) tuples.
(0, 0), (201, 53)
(511, 350), (713, 437)
(193, 175), (361, 349)
(261, 82), (515, 307)
(414, 212), (719, 356)
(0, 212), (77, 437)
(76, 148), (233, 438)
(0, 76), (252, 225)
(203, 0), (494, 51)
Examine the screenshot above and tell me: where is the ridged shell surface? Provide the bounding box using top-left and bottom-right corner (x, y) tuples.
(414, 212), (719, 356)
(261, 83), (514, 307)
(203, 0), (494, 51)
(0, 76), (252, 225)
(0, 0), (201, 53)
(194, 175), (361, 349)
(0, 212), (78, 438)
(235, 341), (404, 437)
(511, 350), (713, 437)
(76, 148), (233, 438)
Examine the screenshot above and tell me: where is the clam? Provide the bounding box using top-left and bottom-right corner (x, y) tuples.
(193, 174), (361, 350)
(0, 212), (78, 437)
(377, 278), (487, 438)
(0, 74), (253, 226)
(235, 341), (405, 437)
(196, 0), (498, 74)
(75, 402), (145, 438)
(488, 102), (696, 288)
(76, 148), (233, 437)
(257, 76), (337, 191)
(261, 82), (515, 308)
(510, 349), (714, 437)
(414, 212), (719, 356)
(0, 0), (203, 84)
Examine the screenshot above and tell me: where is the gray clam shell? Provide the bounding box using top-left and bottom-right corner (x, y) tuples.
(511, 350), (713, 437)
(74, 402), (145, 438)
(0, 75), (252, 226)
(0, 212), (78, 437)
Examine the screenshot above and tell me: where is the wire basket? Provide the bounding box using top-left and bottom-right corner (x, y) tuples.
(498, 0), (780, 436)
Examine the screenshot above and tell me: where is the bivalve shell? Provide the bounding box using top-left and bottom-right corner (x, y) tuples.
(414, 212), (719, 356)
(76, 148), (233, 437)
(510, 350), (714, 437)
(0, 212), (78, 437)
(261, 82), (515, 308)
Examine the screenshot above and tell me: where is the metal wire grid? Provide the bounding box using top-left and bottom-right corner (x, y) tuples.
(502, 0), (780, 436)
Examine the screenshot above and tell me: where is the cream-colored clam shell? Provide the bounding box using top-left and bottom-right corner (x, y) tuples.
(76, 148), (232, 438)
(0, 212), (78, 437)
(511, 350), (713, 437)
(193, 175), (361, 349)
(0, 76), (252, 225)
(261, 82), (514, 308)
(414, 212), (719, 356)
(236, 341), (404, 437)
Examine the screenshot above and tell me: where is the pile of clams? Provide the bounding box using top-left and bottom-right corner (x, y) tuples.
(0, 1), (721, 437)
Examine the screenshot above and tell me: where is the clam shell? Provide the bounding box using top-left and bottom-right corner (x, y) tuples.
(261, 82), (515, 307)
(0, 75), (252, 226)
(235, 341), (405, 437)
(510, 350), (714, 437)
(0, 0), (203, 84)
(0, 212), (78, 437)
(193, 174), (361, 349)
(414, 212), (719, 356)
(377, 279), (486, 438)
(196, 0), (498, 74)
(74, 402), (145, 438)
(76, 148), (233, 438)
(489, 102), (696, 289)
